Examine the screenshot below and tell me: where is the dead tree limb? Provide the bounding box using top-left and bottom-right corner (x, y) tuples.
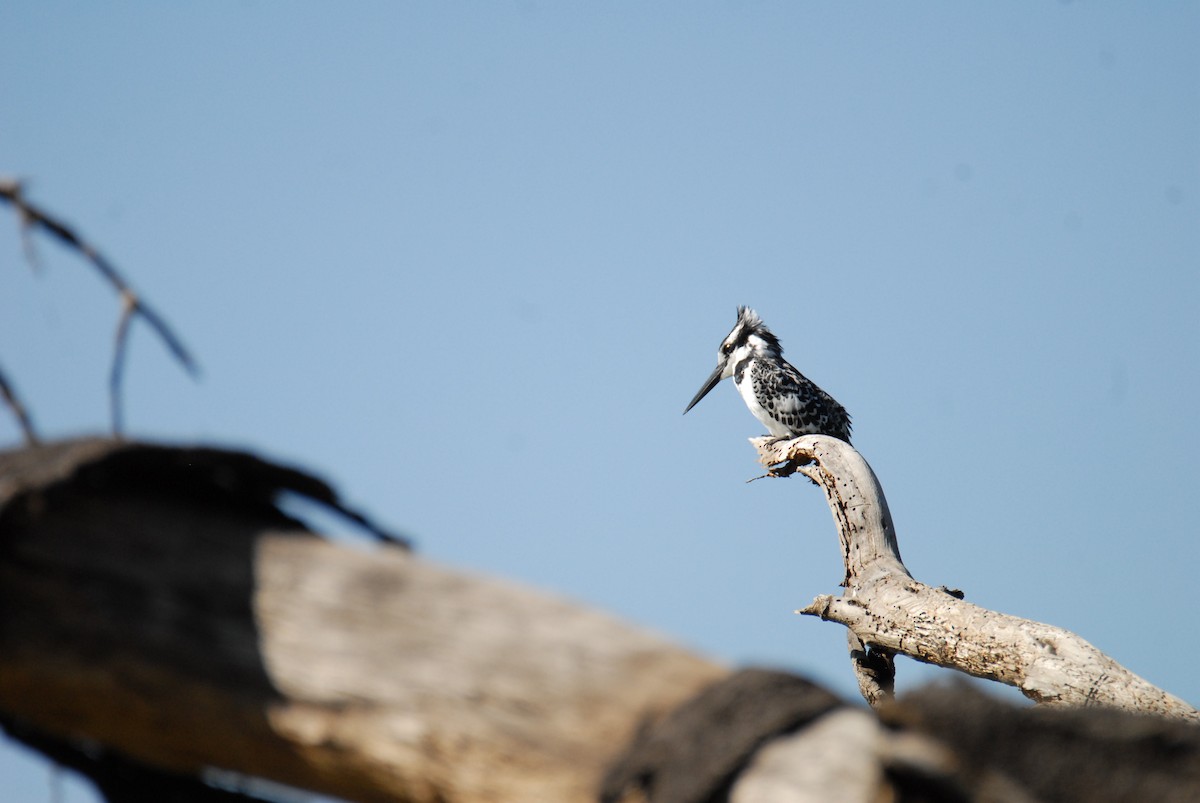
(0, 178), (199, 436)
(752, 434), (1200, 721)
(0, 438), (725, 802)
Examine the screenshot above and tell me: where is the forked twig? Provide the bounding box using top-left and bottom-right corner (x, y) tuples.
(0, 177), (199, 437)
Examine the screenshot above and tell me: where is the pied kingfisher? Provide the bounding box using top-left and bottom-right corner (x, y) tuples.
(683, 306), (852, 443)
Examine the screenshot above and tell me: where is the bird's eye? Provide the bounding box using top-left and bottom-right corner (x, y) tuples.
(721, 343), (733, 355)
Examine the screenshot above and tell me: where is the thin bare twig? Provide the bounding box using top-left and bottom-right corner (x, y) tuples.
(0, 177), (200, 436)
(110, 291), (137, 436)
(0, 366), (37, 444)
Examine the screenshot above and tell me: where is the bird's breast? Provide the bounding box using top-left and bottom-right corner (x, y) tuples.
(734, 364), (790, 437)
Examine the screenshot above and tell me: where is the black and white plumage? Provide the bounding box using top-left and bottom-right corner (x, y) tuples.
(683, 306), (852, 443)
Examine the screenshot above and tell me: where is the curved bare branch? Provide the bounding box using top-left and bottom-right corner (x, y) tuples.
(753, 434), (1199, 721)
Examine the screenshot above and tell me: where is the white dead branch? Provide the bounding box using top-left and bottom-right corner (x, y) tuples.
(752, 434), (1199, 722)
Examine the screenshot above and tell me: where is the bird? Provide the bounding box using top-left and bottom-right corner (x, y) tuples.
(683, 306), (852, 443)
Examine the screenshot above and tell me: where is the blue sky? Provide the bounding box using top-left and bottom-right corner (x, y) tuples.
(1, 3), (1197, 800)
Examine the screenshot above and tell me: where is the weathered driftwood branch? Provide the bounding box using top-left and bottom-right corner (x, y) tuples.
(752, 434), (1200, 722)
(0, 438), (726, 802)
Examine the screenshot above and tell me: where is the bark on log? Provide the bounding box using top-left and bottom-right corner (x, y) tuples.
(0, 438), (727, 802)
(752, 434), (1200, 721)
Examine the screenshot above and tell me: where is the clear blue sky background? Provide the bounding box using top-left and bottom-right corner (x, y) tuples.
(1, 3), (1197, 800)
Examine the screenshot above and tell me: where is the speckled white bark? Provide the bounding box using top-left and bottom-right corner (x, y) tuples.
(752, 435), (1199, 722)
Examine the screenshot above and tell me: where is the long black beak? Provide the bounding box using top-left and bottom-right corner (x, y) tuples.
(683, 362), (726, 414)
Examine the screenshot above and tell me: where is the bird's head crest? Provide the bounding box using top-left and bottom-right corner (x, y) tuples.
(728, 306), (782, 355)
